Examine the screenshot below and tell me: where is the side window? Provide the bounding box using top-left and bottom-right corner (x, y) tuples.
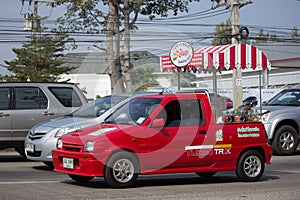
(0, 87), (10, 110)
(14, 87), (48, 109)
(48, 87), (82, 107)
(158, 99), (204, 127)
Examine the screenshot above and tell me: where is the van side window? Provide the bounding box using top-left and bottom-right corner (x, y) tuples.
(0, 87), (10, 110)
(49, 87), (82, 107)
(14, 87), (48, 109)
(159, 99), (204, 127)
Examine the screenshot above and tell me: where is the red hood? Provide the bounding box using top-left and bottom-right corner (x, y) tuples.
(61, 123), (136, 145)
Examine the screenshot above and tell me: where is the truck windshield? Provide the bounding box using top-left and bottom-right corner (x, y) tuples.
(104, 97), (162, 125)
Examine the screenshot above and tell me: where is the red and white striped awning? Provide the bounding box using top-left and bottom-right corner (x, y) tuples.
(160, 44), (271, 72)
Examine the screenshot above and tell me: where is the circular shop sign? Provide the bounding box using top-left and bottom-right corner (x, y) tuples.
(170, 41), (193, 67)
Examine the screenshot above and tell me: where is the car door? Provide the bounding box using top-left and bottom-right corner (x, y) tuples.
(144, 98), (212, 170)
(0, 87), (12, 140)
(11, 86), (52, 140)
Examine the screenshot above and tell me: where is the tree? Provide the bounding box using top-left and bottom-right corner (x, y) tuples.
(131, 68), (159, 91)
(5, 31), (76, 82)
(211, 19), (232, 45)
(52, 0), (201, 94)
(254, 29), (277, 44)
(291, 26), (299, 39)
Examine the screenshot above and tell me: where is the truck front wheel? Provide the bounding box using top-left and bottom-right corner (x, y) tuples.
(104, 151), (139, 188)
(272, 125), (298, 155)
(236, 150), (264, 182)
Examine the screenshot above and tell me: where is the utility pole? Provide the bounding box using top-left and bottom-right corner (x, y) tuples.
(32, 0), (39, 40)
(213, 0), (252, 108)
(231, 0), (242, 109)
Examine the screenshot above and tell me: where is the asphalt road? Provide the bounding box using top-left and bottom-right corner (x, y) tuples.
(0, 150), (300, 200)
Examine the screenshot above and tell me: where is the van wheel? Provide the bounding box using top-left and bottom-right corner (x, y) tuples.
(104, 151), (139, 188)
(15, 146), (26, 158)
(68, 174), (93, 183)
(236, 150), (264, 182)
(272, 125), (298, 155)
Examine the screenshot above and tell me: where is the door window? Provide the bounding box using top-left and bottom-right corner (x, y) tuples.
(0, 87), (10, 110)
(158, 99), (204, 127)
(14, 87), (48, 109)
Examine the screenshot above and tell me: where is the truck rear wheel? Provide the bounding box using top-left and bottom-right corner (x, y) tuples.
(104, 151), (139, 188)
(236, 150), (264, 182)
(272, 125), (298, 155)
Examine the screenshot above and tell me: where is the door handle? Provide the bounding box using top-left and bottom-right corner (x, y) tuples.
(198, 130), (206, 134)
(0, 112), (10, 117)
(42, 111), (54, 116)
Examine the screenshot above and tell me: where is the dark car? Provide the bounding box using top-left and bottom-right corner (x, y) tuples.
(243, 96), (258, 107)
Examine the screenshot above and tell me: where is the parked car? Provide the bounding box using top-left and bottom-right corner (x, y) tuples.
(261, 87), (300, 155)
(243, 96), (258, 107)
(0, 82), (87, 156)
(25, 94), (130, 168)
(53, 92), (272, 188)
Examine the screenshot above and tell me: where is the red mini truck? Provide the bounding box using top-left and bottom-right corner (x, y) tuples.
(52, 92), (272, 188)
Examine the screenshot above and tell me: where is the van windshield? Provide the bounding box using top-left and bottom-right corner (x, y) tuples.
(104, 97), (162, 125)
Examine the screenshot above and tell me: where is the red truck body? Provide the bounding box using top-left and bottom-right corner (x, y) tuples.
(52, 93), (272, 188)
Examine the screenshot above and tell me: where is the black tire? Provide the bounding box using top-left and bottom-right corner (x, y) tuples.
(272, 125), (299, 155)
(104, 151), (139, 188)
(236, 150), (264, 182)
(15, 146), (26, 158)
(68, 174), (94, 183)
(43, 162), (54, 170)
(195, 172), (216, 179)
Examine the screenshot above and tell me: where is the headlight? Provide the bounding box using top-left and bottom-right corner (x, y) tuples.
(84, 141), (94, 152)
(54, 128), (70, 138)
(56, 138), (63, 149)
(261, 111), (270, 124)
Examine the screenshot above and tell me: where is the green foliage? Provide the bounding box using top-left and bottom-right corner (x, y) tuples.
(4, 32), (76, 82)
(140, 0), (201, 19)
(211, 19), (232, 45)
(254, 29), (277, 44)
(131, 68), (160, 91)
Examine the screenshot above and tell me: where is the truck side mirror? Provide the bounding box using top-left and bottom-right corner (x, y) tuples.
(152, 118), (165, 128)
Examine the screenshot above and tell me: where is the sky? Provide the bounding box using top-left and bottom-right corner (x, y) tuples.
(0, 0), (299, 73)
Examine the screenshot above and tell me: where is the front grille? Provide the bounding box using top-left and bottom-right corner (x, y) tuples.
(28, 131), (47, 141)
(27, 151), (42, 157)
(62, 143), (83, 152)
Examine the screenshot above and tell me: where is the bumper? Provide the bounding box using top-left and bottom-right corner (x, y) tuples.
(25, 137), (57, 162)
(52, 149), (106, 177)
(263, 144), (273, 164)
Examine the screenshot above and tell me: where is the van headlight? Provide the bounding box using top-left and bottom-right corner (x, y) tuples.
(54, 128), (71, 138)
(56, 138), (63, 149)
(84, 141), (94, 152)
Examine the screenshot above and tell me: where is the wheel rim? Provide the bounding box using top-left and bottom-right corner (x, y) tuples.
(279, 132), (294, 151)
(243, 155), (261, 178)
(112, 158), (134, 183)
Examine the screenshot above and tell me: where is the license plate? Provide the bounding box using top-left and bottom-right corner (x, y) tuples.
(25, 143), (35, 153)
(63, 158), (74, 169)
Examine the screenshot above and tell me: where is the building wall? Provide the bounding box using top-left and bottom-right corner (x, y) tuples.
(61, 74), (111, 101)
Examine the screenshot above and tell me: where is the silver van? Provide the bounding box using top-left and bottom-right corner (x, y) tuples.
(0, 82), (87, 156)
